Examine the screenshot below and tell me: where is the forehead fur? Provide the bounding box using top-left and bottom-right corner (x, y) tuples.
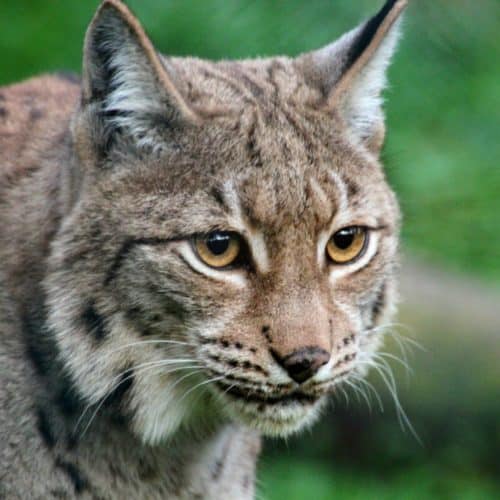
(97, 56), (394, 232)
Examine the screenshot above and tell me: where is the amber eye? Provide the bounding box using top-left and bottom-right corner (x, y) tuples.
(326, 226), (368, 264)
(194, 231), (241, 268)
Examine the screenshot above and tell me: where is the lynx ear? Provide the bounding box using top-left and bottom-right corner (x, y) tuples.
(298, 0), (407, 153)
(81, 0), (198, 154)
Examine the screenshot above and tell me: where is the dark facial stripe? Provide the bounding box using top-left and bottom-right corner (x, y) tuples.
(21, 305), (53, 377)
(37, 408), (56, 449)
(210, 186), (230, 212)
(245, 111), (263, 167)
(104, 237), (172, 286)
(211, 457), (224, 480)
(266, 61), (285, 102)
(55, 459), (90, 494)
(239, 72), (265, 99)
(20, 300), (86, 420)
(29, 108), (43, 121)
(55, 376), (84, 417)
(281, 107), (316, 165)
(371, 282), (387, 324)
(104, 367), (134, 408)
(345, 178), (359, 197)
(105, 239), (138, 286)
(81, 302), (107, 341)
(201, 67), (254, 104)
(25, 338), (50, 377)
(345, 0), (398, 72)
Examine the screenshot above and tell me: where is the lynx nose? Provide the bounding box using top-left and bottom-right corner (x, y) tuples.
(272, 347), (330, 384)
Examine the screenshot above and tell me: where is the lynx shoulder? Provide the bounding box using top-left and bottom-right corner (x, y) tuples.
(0, 1), (407, 498)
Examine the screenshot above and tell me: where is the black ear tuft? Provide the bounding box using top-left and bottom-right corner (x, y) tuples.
(344, 0), (400, 73)
(298, 0), (407, 153)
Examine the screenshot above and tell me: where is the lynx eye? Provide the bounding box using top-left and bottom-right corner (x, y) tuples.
(194, 231), (241, 268)
(326, 226), (368, 264)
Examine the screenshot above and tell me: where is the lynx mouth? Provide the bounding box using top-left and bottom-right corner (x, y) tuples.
(214, 381), (326, 436)
(216, 382), (318, 406)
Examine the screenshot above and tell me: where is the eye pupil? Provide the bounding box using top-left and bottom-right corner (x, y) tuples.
(326, 226), (367, 264)
(206, 233), (230, 255)
(333, 229), (355, 250)
(194, 231), (242, 268)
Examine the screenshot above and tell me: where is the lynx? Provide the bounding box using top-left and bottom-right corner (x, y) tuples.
(0, 0), (407, 498)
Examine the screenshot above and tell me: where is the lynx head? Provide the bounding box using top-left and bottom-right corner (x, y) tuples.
(45, 0), (406, 444)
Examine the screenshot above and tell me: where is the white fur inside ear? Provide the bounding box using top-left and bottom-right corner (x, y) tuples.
(88, 11), (172, 153)
(103, 36), (167, 152)
(341, 17), (403, 143)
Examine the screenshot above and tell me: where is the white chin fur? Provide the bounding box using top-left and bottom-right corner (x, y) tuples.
(131, 372), (219, 446)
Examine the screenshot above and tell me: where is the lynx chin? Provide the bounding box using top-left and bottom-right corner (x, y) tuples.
(0, 0), (408, 498)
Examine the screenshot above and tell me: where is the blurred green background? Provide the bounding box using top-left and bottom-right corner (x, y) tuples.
(2, 1), (499, 498)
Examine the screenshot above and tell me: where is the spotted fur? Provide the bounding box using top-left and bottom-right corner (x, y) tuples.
(0, 0), (406, 497)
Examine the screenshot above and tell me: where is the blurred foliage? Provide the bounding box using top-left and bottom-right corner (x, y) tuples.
(260, 459), (499, 500)
(2, 1), (499, 498)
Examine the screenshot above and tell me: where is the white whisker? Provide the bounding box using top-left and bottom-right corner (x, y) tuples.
(86, 339), (196, 366)
(356, 355), (421, 445)
(338, 385), (350, 407)
(177, 375), (227, 405)
(376, 351), (413, 376)
(344, 378), (371, 412)
(75, 359), (202, 437)
(351, 373), (384, 412)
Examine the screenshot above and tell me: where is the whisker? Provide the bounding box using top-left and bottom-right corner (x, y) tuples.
(364, 322), (424, 353)
(86, 339), (196, 366)
(350, 373), (384, 412)
(217, 364), (258, 400)
(338, 385), (350, 407)
(161, 367), (206, 395)
(374, 351), (413, 375)
(344, 378), (371, 412)
(357, 356), (421, 445)
(75, 360), (202, 436)
(87, 362), (204, 438)
(367, 321), (415, 335)
(376, 365), (420, 443)
(390, 331), (425, 354)
(185, 363), (250, 414)
(177, 375), (227, 405)
(149, 365), (209, 440)
(78, 361), (202, 436)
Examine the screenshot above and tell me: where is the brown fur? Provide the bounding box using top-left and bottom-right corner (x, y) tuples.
(0, 1), (406, 497)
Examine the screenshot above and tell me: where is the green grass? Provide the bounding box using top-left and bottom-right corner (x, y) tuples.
(260, 459), (500, 500)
